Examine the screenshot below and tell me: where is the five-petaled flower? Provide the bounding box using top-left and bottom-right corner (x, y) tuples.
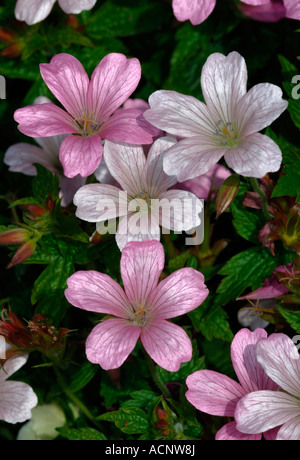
(144, 51), (288, 182)
(65, 239), (209, 371)
(14, 53), (154, 178)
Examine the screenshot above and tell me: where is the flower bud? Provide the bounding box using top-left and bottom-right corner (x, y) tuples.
(6, 239), (37, 269)
(215, 174), (240, 218)
(0, 228), (31, 245)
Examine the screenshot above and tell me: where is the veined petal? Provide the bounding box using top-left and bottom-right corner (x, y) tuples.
(87, 53), (141, 121)
(116, 213), (161, 251)
(230, 328), (279, 393)
(65, 270), (131, 318)
(172, 0), (217, 25)
(103, 140), (146, 196)
(224, 133), (282, 178)
(158, 189), (203, 231)
(73, 183), (127, 222)
(285, 0), (300, 19)
(201, 52), (248, 123)
(144, 136), (178, 196)
(59, 134), (103, 178)
(277, 416), (300, 440)
(141, 319), (192, 372)
(0, 354), (28, 382)
(186, 369), (247, 416)
(163, 137), (226, 182)
(144, 90), (216, 138)
(15, 0), (56, 25)
(256, 333), (300, 398)
(14, 104), (77, 138)
(148, 267), (208, 319)
(120, 240), (164, 306)
(237, 83), (288, 137)
(100, 109), (154, 145)
(235, 390), (300, 434)
(0, 380), (38, 424)
(4, 143), (54, 176)
(215, 421), (262, 441)
(85, 318), (141, 370)
(40, 54), (90, 120)
(58, 0), (97, 14)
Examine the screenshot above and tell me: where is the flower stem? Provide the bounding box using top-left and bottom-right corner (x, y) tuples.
(143, 350), (171, 399)
(250, 178), (273, 220)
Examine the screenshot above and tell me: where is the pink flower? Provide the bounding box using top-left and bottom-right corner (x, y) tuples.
(5, 98), (84, 207)
(0, 354), (38, 423)
(14, 53), (154, 178)
(144, 51), (288, 182)
(15, 0), (97, 25)
(240, 0), (300, 22)
(65, 240), (209, 371)
(235, 333), (300, 440)
(185, 328), (280, 440)
(172, 0), (271, 25)
(73, 136), (203, 250)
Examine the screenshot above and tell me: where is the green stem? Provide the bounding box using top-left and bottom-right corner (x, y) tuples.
(250, 178), (273, 220)
(54, 366), (102, 430)
(143, 350), (172, 399)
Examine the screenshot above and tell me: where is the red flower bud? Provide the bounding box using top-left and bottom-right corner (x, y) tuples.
(6, 239), (37, 269)
(215, 174), (240, 218)
(0, 228), (31, 245)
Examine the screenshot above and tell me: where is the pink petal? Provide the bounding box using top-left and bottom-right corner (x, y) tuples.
(215, 421), (262, 440)
(40, 54), (90, 120)
(103, 140), (146, 197)
(58, 0), (97, 14)
(144, 136), (178, 196)
(141, 319), (192, 371)
(85, 318), (141, 369)
(172, 0), (217, 25)
(0, 381), (38, 424)
(4, 143), (52, 176)
(120, 240), (165, 306)
(87, 53), (141, 122)
(15, 0), (56, 25)
(115, 213), (161, 251)
(235, 390), (299, 434)
(224, 133), (282, 178)
(0, 354), (28, 381)
(237, 83), (288, 138)
(73, 183), (127, 222)
(59, 174), (86, 207)
(65, 270), (132, 318)
(59, 134), (103, 178)
(256, 333), (300, 397)
(158, 189), (203, 231)
(242, 0), (271, 4)
(201, 52), (248, 122)
(163, 137), (225, 182)
(277, 416), (300, 440)
(230, 328), (279, 393)
(285, 0), (300, 19)
(100, 109), (154, 145)
(186, 369), (247, 417)
(14, 104), (77, 138)
(147, 267), (208, 319)
(237, 273), (289, 300)
(239, 2), (287, 22)
(144, 90), (216, 139)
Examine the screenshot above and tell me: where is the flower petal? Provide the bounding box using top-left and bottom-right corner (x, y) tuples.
(277, 416), (300, 440)
(120, 240), (164, 306)
(285, 0), (300, 20)
(15, 0), (56, 25)
(158, 189), (203, 231)
(59, 134), (103, 178)
(172, 0), (217, 25)
(65, 270), (131, 318)
(40, 54), (90, 120)
(230, 328), (279, 393)
(59, 174), (86, 207)
(224, 133), (282, 178)
(73, 183), (127, 222)
(58, 0), (97, 14)
(201, 52), (248, 123)
(0, 380), (38, 424)
(148, 267), (208, 319)
(163, 137), (225, 182)
(141, 319), (192, 372)
(103, 140), (146, 196)
(0, 354), (28, 381)
(256, 333), (300, 397)
(186, 369), (246, 417)
(87, 53), (141, 121)
(85, 318), (140, 369)
(215, 421), (262, 441)
(100, 109), (154, 145)
(4, 143), (53, 176)
(115, 213), (161, 251)
(235, 390), (299, 434)
(14, 104), (77, 138)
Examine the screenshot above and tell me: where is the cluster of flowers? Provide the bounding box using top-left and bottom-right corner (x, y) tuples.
(1, 7), (299, 438)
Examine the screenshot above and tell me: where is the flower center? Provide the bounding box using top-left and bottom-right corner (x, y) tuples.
(74, 110), (100, 137)
(130, 300), (152, 328)
(214, 120), (239, 148)
(134, 190), (152, 208)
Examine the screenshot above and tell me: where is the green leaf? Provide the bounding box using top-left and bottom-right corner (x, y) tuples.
(31, 256), (74, 323)
(278, 55), (300, 129)
(231, 203), (265, 244)
(215, 247), (277, 307)
(168, 251), (198, 273)
(57, 427), (107, 441)
(278, 307), (300, 334)
(121, 390), (160, 411)
(68, 361), (99, 393)
(32, 164), (59, 204)
(98, 407), (150, 434)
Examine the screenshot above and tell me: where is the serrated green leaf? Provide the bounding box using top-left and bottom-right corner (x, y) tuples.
(278, 307), (300, 334)
(98, 407), (150, 434)
(68, 361), (99, 393)
(57, 427), (107, 441)
(121, 390), (160, 411)
(32, 164), (59, 204)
